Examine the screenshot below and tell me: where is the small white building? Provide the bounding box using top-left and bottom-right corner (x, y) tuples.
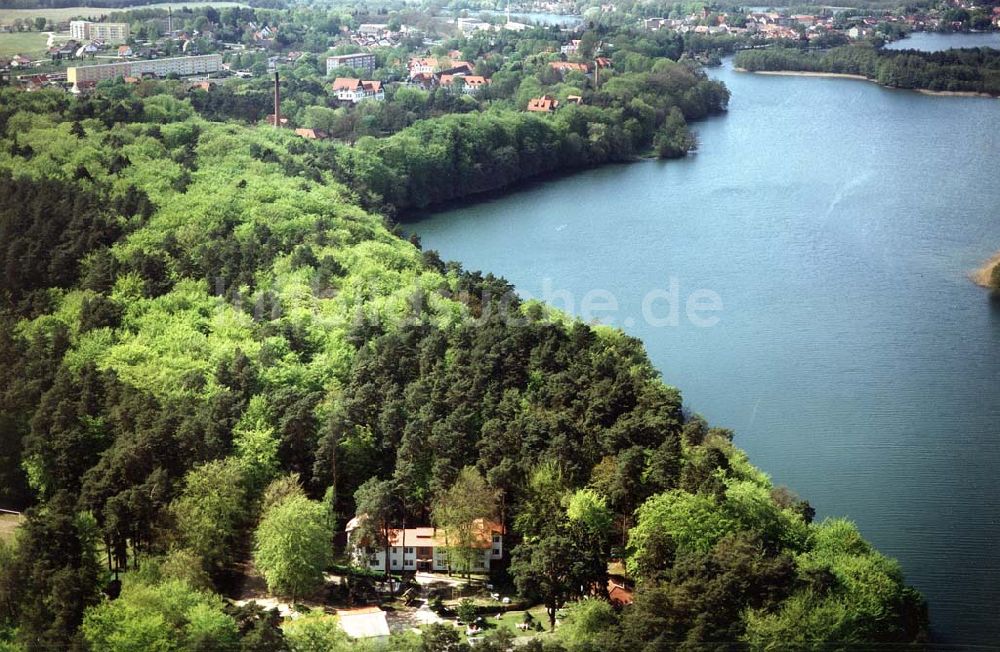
(347, 516), (503, 573)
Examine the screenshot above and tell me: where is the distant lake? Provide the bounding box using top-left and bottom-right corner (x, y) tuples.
(885, 31), (1000, 51)
(412, 60), (1000, 645)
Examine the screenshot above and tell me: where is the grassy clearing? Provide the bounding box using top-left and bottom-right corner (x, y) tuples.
(0, 2), (245, 25)
(0, 513), (23, 543)
(0, 31), (48, 57)
(493, 605), (551, 632)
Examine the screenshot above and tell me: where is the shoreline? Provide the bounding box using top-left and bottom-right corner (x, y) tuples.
(971, 252), (1000, 288)
(734, 67), (998, 98)
(735, 68), (870, 82)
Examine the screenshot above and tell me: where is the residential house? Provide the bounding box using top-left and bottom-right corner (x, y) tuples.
(560, 39), (581, 55)
(408, 56), (437, 78)
(295, 128), (329, 140)
(608, 579), (634, 607)
(332, 77), (384, 103)
(75, 43), (100, 58)
(117, 45), (133, 58)
(458, 75), (490, 95)
(436, 63), (474, 80)
(347, 516), (504, 573)
(550, 61), (590, 76)
(48, 40), (79, 60)
(10, 55), (33, 68)
(527, 95), (559, 112)
(439, 74), (490, 95)
(357, 23), (389, 37)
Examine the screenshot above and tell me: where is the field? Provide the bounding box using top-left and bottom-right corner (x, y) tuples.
(0, 1), (245, 25)
(0, 30), (48, 57)
(0, 513), (22, 543)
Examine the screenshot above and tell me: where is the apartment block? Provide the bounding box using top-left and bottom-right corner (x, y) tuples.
(326, 52), (376, 77)
(70, 21), (131, 43)
(67, 54), (222, 89)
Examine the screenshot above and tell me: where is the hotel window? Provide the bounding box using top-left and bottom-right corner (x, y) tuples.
(404, 547), (414, 554)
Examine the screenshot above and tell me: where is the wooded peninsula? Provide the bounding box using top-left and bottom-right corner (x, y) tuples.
(735, 44), (1000, 96)
(0, 5), (933, 651)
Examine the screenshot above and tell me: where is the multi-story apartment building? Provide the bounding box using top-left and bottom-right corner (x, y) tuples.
(70, 21), (131, 43)
(67, 54), (222, 89)
(325, 52), (376, 77)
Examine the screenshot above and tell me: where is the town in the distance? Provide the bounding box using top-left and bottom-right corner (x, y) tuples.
(2, 0), (998, 106)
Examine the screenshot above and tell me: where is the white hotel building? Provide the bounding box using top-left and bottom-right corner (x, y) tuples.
(347, 516), (503, 573)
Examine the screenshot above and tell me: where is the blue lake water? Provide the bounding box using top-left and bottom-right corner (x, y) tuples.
(411, 59), (1000, 644)
(885, 31), (1000, 51)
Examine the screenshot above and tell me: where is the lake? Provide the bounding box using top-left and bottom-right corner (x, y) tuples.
(885, 31), (1000, 51)
(411, 60), (1000, 644)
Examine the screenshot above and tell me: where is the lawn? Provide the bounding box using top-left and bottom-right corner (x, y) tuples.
(493, 605), (551, 633)
(0, 31), (48, 57)
(0, 2), (246, 25)
(0, 513), (23, 543)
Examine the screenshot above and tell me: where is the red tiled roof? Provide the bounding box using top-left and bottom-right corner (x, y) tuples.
(550, 61), (589, 72)
(527, 95), (558, 112)
(608, 580), (634, 606)
(332, 76), (361, 91)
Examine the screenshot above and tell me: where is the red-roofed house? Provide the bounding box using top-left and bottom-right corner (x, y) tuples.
(295, 127), (329, 140)
(408, 56), (437, 77)
(608, 579), (634, 607)
(332, 77), (384, 103)
(550, 61), (590, 76)
(527, 95), (559, 112)
(439, 73), (491, 95)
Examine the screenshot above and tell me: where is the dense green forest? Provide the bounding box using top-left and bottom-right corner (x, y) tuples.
(0, 77), (929, 650)
(735, 44), (1000, 95)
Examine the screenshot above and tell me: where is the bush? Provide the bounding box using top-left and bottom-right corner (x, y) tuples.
(457, 598), (477, 624)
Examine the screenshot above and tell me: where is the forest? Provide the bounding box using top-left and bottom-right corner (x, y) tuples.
(734, 43), (1000, 95)
(0, 67), (929, 651)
